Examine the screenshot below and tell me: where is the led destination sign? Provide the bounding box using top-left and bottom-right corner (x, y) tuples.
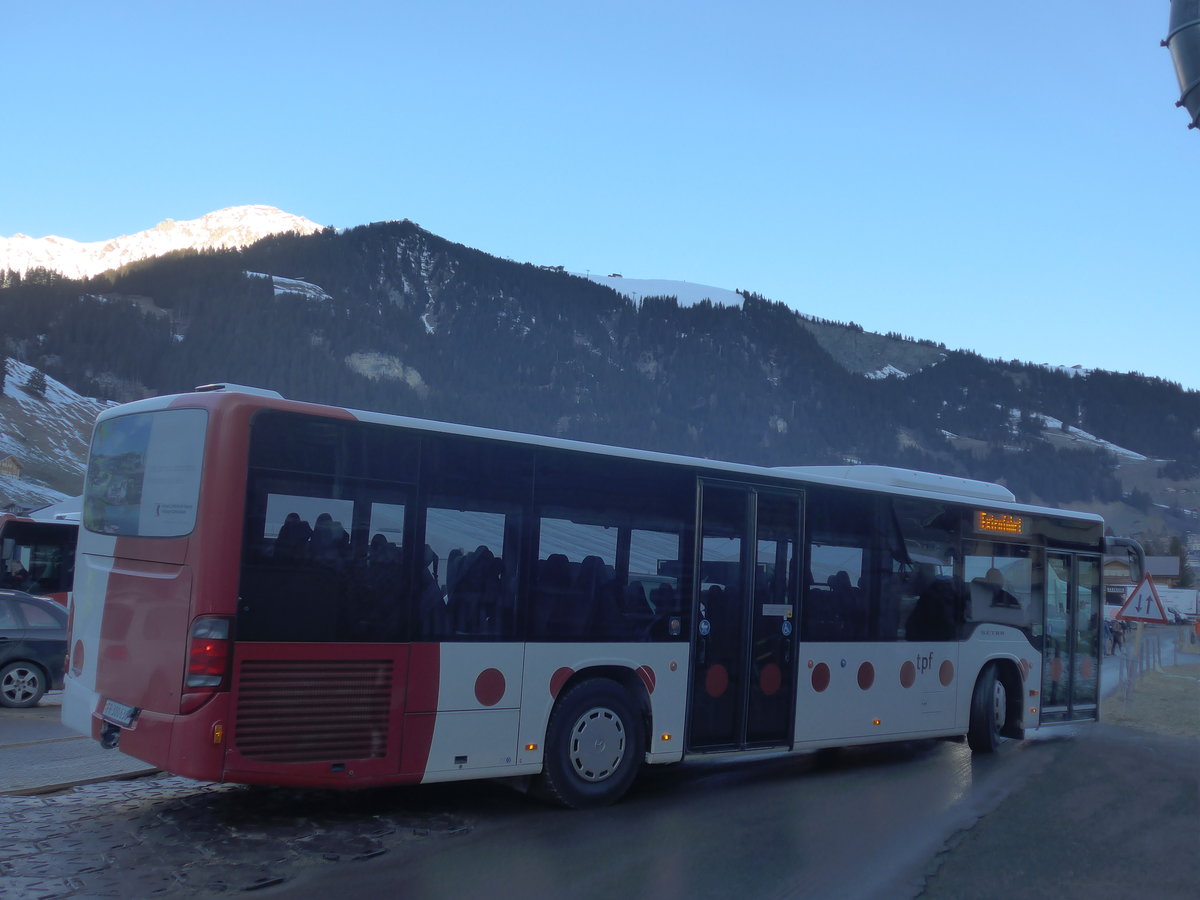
(975, 510), (1027, 537)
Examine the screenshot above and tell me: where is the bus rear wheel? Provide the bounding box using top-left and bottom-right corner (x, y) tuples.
(537, 679), (643, 809)
(967, 663), (1006, 753)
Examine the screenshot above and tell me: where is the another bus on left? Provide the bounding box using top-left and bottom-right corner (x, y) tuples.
(0, 512), (78, 605)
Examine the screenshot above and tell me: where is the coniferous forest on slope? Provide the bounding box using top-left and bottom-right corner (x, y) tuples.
(1, 219), (1198, 518)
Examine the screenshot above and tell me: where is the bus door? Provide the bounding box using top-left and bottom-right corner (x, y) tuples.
(688, 483), (801, 750)
(1041, 552), (1102, 722)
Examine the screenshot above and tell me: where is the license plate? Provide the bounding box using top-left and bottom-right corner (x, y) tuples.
(100, 699), (137, 728)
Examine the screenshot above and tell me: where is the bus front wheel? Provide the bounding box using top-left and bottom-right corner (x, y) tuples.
(967, 663), (1006, 753)
(537, 679), (643, 809)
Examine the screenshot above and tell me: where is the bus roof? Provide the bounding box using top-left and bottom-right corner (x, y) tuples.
(99, 384), (1104, 526)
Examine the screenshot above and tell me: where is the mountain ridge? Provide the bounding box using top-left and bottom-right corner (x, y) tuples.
(0, 207), (1165, 387)
(0, 211), (1196, 554)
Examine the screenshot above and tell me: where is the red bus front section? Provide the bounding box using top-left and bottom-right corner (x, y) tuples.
(65, 389), (458, 788)
(65, 391), (338, 780)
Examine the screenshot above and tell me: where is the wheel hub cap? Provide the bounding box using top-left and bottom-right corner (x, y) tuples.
(570, 707), (626, 782)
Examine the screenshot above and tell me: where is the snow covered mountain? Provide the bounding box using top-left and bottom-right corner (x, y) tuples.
(0, 359), (113, 510)
(0, 205), (323, 280)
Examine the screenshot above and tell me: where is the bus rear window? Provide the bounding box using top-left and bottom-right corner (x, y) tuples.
(84, 409), (208, 537)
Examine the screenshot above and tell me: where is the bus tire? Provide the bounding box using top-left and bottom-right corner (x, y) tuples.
(967, 663), (1006, 753)
(0, 661), (47, 708)
(537, 679), (643, 809)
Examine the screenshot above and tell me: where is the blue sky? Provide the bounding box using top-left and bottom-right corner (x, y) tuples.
(5, 2), (1198, 390)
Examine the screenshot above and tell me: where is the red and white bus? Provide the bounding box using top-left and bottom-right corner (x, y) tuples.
(62, 384), (1106, 807)
(0, 512), (78, 605)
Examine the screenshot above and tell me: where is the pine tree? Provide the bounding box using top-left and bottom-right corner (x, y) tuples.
(24, 369), (46, 398)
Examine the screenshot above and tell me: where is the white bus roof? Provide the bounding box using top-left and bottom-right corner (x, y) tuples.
(774, 466), (1016, 503)
(101, 384), (1104, 526)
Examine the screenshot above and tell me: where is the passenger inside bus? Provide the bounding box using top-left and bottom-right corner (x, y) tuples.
(445, 544), (506, 635)
(309, 514), (350, 570)
(802, 572), (863, 641)
(274, 512), (313, 560)
(903, 567), (958, 641)
(978, 567), (1021, 608)
(344, 533), (405, 639)
(2, 560), (29, 590)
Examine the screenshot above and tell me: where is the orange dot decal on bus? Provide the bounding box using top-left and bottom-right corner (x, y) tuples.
(900, 660), (917, 688)
(705, 663), (729, 698)
(550, 667), (574, 698)
(636, 665), (656, 695)
(760, 663), (782, 696)
(939, 660), (954, 687)
(857, 661), (874, 691)
(811, 662), (831, 693)
(474, 668), (506, 707)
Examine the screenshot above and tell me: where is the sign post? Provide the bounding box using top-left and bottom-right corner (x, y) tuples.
(1114, 575), (1168, 698)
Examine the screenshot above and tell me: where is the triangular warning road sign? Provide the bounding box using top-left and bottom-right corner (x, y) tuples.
(1116, 574), (1169, 624)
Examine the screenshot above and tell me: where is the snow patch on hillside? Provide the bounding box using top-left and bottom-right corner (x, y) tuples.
(344, 352), (428, 397)
(866, 364), (910, 380)
(246, 271), (332, 303)
(1016, 409), (1149, 460)
(0, 360), (113, 509)
(584, 275), (743, 308)
(1042, 364), (1090, 378)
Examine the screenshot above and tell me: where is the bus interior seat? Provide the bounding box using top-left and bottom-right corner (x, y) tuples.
(905, 578), (957, 641)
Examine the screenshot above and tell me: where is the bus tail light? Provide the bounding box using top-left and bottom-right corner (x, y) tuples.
(182, 617), (232, 713)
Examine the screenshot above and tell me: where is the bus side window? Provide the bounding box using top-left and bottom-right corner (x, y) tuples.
(888, 497), (963, 642)
(531, 451), (693, 643)
(803, 546), (865, 642)
(345, 523), (407, 642)
(421, 505), (518, 640)
(803, 487), (873, 643)
(532, 518), (641, 642)
(531, 551), (580, 638)
(962, 542), (1033, 630)
(240, 493), (374, 643)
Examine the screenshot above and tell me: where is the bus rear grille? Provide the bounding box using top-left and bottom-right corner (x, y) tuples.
(234, 659), (393, 763)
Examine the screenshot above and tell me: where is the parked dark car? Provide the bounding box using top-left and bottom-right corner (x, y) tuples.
(0, 589), (67, 708)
